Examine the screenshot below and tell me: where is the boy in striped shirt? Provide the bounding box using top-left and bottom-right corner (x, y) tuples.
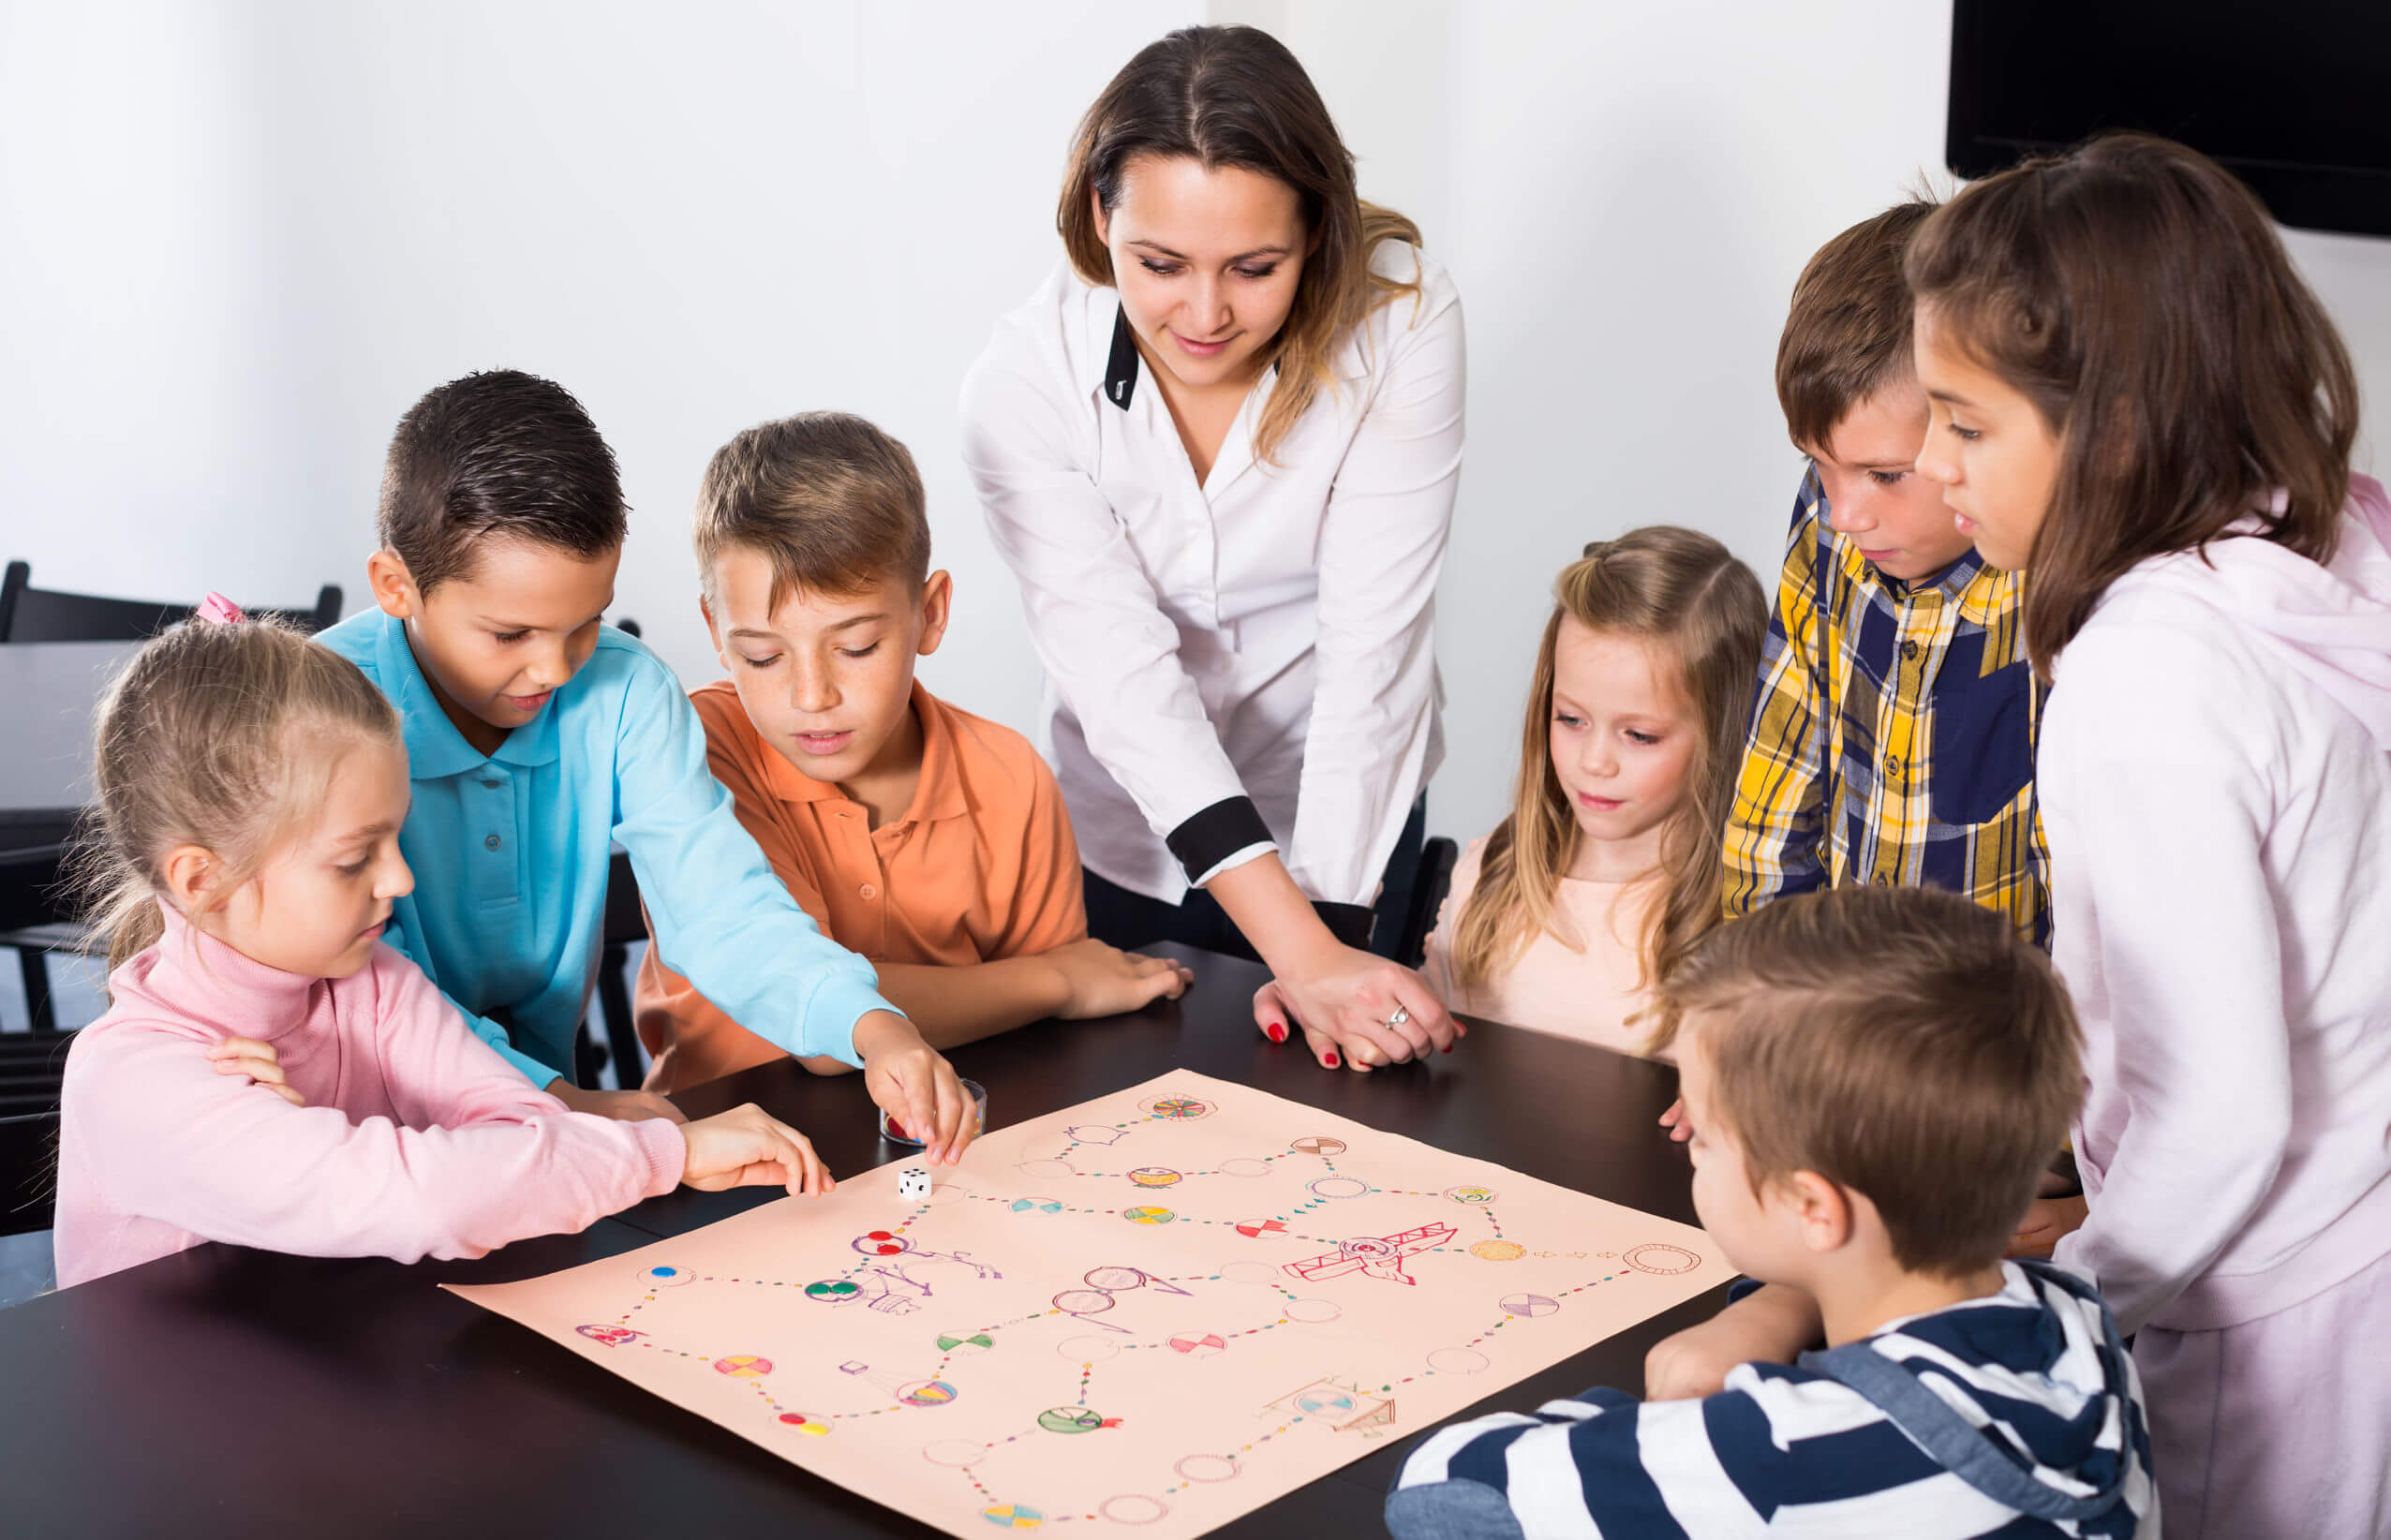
(1389, 887), (2155, 1538)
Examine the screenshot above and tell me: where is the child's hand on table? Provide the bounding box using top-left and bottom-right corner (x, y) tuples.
(1047, 939), (1193, 1019)
(854, 1010), (978, 1165)
(546, 1080), (689, 1124)
(679, 1103), (835, 1196)
(206, 1037), (305, 1107)
(1643, 1281), (1821, 1401)
(1658, 1098), (1691, 1142)
(2007, 1194), (2089, 1258)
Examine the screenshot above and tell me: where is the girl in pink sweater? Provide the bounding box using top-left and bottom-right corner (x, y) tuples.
(56, 605), (837, 1289)
(1908, 134), (2391, 1539)
(1418, 528), (1765, 1057)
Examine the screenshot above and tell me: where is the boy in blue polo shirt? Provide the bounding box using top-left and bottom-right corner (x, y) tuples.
(319, 369), (975, 1161)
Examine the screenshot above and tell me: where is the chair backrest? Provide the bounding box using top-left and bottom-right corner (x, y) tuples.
(0, 561), (342, 643)
(601, 849), (646, 948)
(0, 842), (73, 933)
(1396, 837), (1461, 970)
(0, 1110), (61, 1238)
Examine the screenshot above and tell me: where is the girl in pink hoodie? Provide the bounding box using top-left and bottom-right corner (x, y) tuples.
(1907, 134), (2391, 1540)
(56, 606), (839, 1289)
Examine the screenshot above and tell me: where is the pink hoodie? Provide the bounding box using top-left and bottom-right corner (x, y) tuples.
(2042, 475), (2391, 1334)
(54, 907), (686, 1288)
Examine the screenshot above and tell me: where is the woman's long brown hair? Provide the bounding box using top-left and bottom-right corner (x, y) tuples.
(1906, 132), (2358, 677)
(1056, 24), (1422, 466)
(1449, 528), (1767, 1048)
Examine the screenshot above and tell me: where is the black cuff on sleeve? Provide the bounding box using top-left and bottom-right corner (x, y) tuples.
(1166, 795), (1273, 883)
(1313, 901), (1375, 949)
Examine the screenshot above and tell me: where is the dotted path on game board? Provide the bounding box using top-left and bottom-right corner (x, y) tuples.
(565, 1090), (1706, 1531)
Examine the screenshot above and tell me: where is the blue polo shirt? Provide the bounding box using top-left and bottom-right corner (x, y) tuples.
(318, 610), (890, 1086)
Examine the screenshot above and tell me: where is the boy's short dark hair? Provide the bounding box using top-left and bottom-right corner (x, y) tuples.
(1657, 885), (2081, 1280)
(693, 412), (930, 608)
(378, 370), (627, 595)
(1775, 199), (1938, 453)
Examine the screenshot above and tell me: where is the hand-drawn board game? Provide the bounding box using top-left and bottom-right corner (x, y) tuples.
(448, 1070), (1725, 1537)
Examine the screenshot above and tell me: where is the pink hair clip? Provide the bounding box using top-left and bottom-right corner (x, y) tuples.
(195, 591), (249, 626)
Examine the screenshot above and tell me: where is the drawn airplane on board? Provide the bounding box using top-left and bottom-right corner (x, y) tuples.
(1281, 1222), (1457, 1286)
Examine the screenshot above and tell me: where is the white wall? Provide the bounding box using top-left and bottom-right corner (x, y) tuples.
(1235, 0), (2391, 839)
(7, 0), (2391, 851)
(1, 0), (1196, 739)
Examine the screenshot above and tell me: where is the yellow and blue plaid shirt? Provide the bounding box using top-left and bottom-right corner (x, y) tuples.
(1723, 469), (2048, 947)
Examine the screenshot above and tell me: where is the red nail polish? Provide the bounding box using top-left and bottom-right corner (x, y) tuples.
(1441, 1042), (1453, 1053)
(1266, 1022), (1287, 1043)
(1324, 1051), (1341, 1068)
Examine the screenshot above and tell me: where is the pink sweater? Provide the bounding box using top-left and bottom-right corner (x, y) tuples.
(54, 907), (686, 1288)
(1421, 837), (1666, 1059)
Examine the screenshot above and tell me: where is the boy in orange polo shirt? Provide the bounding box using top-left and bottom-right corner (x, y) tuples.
(635, 412), (1194, 1092)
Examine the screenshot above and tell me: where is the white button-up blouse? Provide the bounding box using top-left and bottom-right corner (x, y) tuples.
(960, 242), (1464, 922)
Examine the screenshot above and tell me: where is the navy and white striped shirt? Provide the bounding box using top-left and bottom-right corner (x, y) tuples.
(1389, 1261), (2155, 1538)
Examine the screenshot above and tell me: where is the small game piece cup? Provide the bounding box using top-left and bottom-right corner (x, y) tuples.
(880, 1078), (988, 1148)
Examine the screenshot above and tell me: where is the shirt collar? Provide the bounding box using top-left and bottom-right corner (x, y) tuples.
(372, 610), (561, 778)
(1090, 299), (1290, 414)
(762, 680), (972, 827)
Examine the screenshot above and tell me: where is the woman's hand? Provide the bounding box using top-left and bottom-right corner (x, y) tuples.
(1249, 942), (1463, 1071)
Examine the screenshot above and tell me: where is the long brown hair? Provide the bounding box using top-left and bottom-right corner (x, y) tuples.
(1450, 528), (1768, 1039)
(1056, 24), (1422, 465)
(1906, 132), (2359, 676)
(77, 617), (402, 980)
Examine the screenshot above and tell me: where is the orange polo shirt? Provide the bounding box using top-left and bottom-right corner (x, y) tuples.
(633, 678), (1087, 1092)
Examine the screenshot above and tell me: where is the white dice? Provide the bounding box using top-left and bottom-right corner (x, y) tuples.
(898, 1167), (931, 1199)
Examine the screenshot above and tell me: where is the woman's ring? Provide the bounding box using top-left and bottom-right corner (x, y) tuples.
(1385, 1005), (1410, 1029)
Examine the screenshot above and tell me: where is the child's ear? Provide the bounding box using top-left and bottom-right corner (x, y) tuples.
(159, 844), (225, 915)
(915, 570), (954, 659)
(366, 550), (422, 621)
(1783, 1170), (1857, 1256)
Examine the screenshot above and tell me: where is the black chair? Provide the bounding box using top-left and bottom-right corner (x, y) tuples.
(0, 1111), (59, 1240)
(0, 560), (342, 643)
(0, 1051), (63, 1236)
(577, 850), (650, 1091)
(1394, 837), (1460, 970)
(0, 842), (77, 1036)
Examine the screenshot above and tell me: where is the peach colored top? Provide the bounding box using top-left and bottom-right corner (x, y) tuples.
(635, 680), (1086, 1091)
(1421, 836), (1665, 1059)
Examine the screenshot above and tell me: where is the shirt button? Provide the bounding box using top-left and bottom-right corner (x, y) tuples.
(1874, 873), (1892, 885)
(1900, 640), (1921, 661)
(481, 778), (503, 790)
(1886, 755), (1904, 779)
(859, 882), (878, 900)
(484, 834), (502, 851)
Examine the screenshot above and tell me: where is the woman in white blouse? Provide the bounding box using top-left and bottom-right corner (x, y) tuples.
(961, 24), (1465, 1071)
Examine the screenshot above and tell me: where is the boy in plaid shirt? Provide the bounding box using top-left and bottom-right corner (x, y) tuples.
(1721, 200), (2046, 948)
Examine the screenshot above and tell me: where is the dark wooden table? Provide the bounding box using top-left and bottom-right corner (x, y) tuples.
(0, 944), (1722, 1538)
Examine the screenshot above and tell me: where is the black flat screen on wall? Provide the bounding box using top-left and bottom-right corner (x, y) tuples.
(1947, 0), (2391, 237)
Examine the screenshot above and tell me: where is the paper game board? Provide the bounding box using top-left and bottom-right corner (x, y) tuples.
(446, 1070), (1724, 1537)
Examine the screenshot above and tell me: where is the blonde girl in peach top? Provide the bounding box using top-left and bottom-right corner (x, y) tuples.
(1425, 528), (1766, 1054)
